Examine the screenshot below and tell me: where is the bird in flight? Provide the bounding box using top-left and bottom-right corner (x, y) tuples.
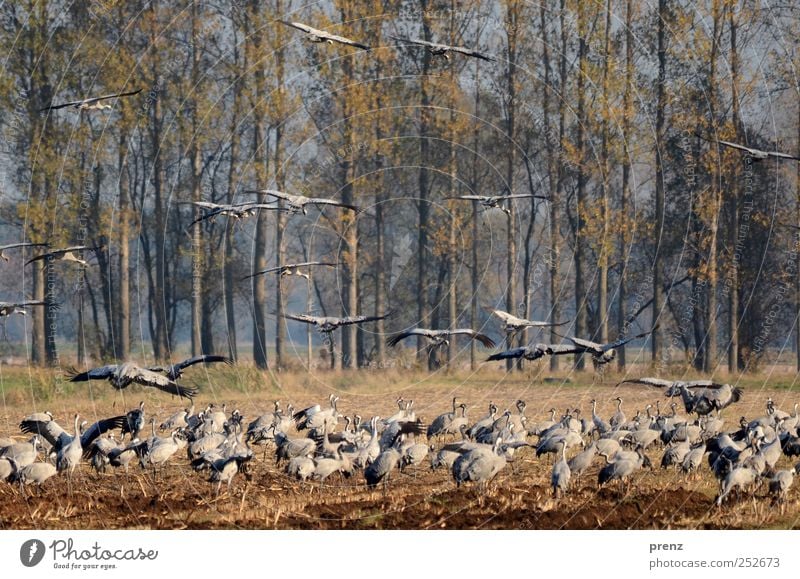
(391, 36), (494, 61)
(0, 242), (49, 261)
(559, 329), (656, 366)
(25, 245), (102, 267)
(0, 300), (54, 318)
(0, 301), (56, 339)
(386, 328), (496, 349)
(68, 362), (198, 399)
(188, 201), (285, 227)
(241, 261), (339, 281)
(280, 21), (370, 51)
(698, 134), (800, 162)
(485, 343), (554, 363)
(490, 310), (570, 336)
(148, 354), (232, 381)
(447, 194), (549, 216)
(40, 88), (142, 112)
(618, 377), (742, 416)
(283, 312), (390, 334)
(245, 190), (360, 214)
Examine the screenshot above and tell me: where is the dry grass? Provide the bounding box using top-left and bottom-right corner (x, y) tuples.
(1, 365), (800, 529)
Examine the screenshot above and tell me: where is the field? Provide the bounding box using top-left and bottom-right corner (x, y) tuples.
(1, 364), (800, 530)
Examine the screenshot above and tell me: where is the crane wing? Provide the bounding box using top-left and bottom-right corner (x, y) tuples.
(504, 194), (550, 201)
(448, 329), (496, 348)
(338, 313), (390, 326)
(307, 198), (361, 212)
(128, 366), (198, 399)
(617, 377), (673, 388)
(448, 45), (495, 61)
(68, 365), (119, 382)
(546, 344), (583, 356)
(80, 415), (127, 452)
(282, 313), (320, 325)
(175, 354), (232, 371)
(486, 347), (535, 361)
(386, 329), (431, 347)
(767, 150), (800, 161)
(599, 329), (655, 352)
(566, 337), (602, 352)
(19, 417), (67, 448)
(446, 195), (486, 201)
(0, 242), (48, 252)
(320, 31), (370, 50)
(40, 88), (142, 112)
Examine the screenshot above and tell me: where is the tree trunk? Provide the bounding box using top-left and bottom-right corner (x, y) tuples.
(574, 2), (588, 370)
(417, 2), (432, 361)
(617, 0), (633, 370)
(704, 0), (723, 373)
(190, 3), (203, 357)
(597, 0), (612, 345)
(504, 1), (519, 372)
(652, 0), (667, 366)
(251, 0), (269, 369)
(549, 0), (567, 371)
(117, 133), (130, 361)
(224, 25), (242, 362)
(727, 6), (741, 373)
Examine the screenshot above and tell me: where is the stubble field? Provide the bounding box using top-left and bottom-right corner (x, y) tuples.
(1, 364), (799, 530)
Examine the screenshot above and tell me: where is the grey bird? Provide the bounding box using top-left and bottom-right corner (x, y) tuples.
(698, 133), (800, 162)
(490, 309), (569, 336)
(567, 443), (598, 480)
(619, 377), (743, 416)
(0, 301), (53, 318)
(40, 88), (142, 112)
(160, 404), (195, 431)
(67, 362), (198, 399)
(286, 456), (315, 482)
(427, 398), (465, 440)
(188, 201), (285, 227)
(387, 328), (495, 349)
(0, 436), (41, 468)
(247, 189), (361, 214)
(768, 466), (800, 512)
(25, 245), (103, 267)
(241, 261), (338, 281)
(557, 329), (656, 366)
(485, 343), (552, 363)
(56, 414), (83, 474)
(598, 447), (646, 491)
(391, 36), (494, 61)
(19, 412), (125, 458)
(551, 440), (571, 497)
(8, 457), (58, 487)
(149, 355), (232, 381)
(452, 437), (507, 489)
(280, 21), (370, 51)
(716, 466), (759, 506)
(283, 312), (390, 335)
(365, 446), (402, 488)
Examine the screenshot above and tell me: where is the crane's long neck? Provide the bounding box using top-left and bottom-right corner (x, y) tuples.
(73, 415), (80, 438)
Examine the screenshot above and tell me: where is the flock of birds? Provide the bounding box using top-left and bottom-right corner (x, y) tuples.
(3, 18), (800, 526)
(2, 365), (800, 515)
